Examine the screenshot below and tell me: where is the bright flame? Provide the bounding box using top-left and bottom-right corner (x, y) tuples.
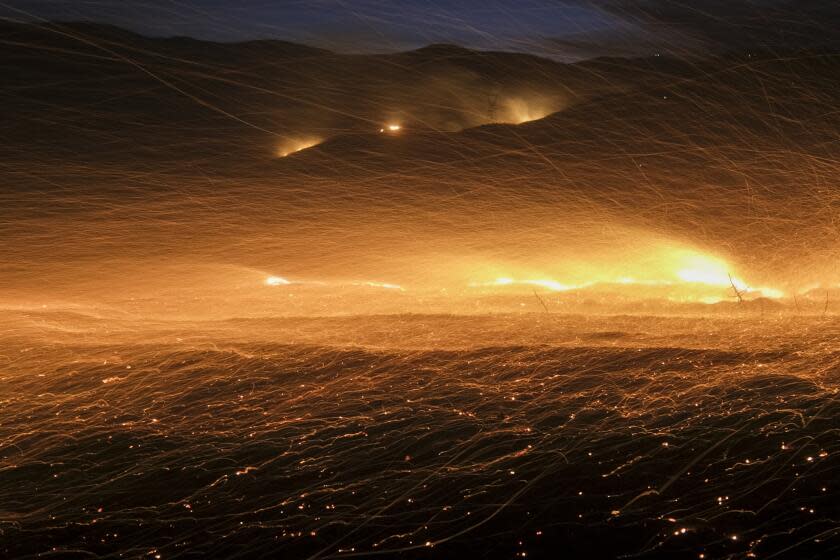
(466, 246), (784, 300)
(481, 277), (578, 291)
(265, 276), (290, 286)
(524, 279), (574, 292)
(501, 97), (554, 124)
(674, 254), (740, 287)
(380, 124), (402, 133)
(352, 281), (403, 290)
(277, 137), (321, 157)
(755, 286), (785, 299)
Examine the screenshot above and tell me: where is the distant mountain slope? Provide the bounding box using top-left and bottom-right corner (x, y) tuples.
(2, 22), (839, 301)
(272, 53), (840, 286)
(0, 21), (641, 162)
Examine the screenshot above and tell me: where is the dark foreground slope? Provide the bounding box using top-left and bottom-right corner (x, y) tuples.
(2, 313), (840, 559)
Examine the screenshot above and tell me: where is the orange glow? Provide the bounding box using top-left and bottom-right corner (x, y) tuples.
(499, 96), (557, 124)
(277, 137), (321, 157)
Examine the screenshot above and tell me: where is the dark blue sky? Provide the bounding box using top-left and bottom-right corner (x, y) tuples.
(2, 0), (837, 59)
(1, 1), (626, 53)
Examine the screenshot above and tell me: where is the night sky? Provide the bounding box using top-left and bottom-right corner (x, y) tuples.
(2, 1), (838, 58)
